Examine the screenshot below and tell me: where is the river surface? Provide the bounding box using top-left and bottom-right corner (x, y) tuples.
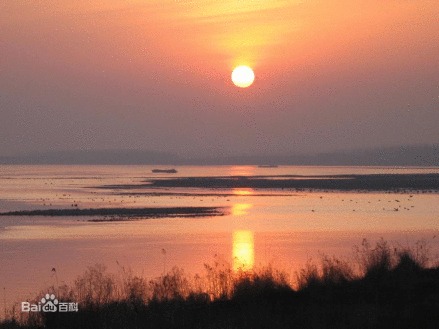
(1, 165), (438, 318)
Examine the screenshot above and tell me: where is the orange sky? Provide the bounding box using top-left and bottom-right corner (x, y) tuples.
(1, 0), (438, 156)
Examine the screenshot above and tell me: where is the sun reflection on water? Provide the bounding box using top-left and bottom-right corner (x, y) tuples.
(229, 166), (255, 176)
(233, 230), (254, 272)
(231, 203), (253, 216)
(233, 188), (254, 196)
(231, 188), (254, 215)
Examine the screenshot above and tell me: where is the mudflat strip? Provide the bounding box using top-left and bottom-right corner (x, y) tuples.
(99, 173), (439, 192)
(0, 206), (225, 219)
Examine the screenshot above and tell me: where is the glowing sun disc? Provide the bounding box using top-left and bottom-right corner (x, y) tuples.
(231, 66), (255, 88)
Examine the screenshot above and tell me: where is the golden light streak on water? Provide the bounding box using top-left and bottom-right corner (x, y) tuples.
(233, 188), (254, 196)
(229, 166), (255, 176)
(233, 230), (254, 271)
(231, 203), (253, 216)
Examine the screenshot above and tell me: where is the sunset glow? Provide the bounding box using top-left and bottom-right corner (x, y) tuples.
(1, 0), (439, 324)
(1, 1), (438, 156)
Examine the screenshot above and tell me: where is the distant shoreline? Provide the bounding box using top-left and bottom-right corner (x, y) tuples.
(0, 144), (437, 166)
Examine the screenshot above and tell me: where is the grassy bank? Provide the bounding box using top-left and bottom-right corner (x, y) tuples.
(2, 239), (439, 329)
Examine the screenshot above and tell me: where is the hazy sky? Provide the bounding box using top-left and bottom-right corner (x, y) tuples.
(1, 0), (438, 157)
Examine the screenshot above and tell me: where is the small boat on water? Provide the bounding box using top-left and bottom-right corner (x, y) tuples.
(258, 165), (278, 168)
(152, 168), (177, 173)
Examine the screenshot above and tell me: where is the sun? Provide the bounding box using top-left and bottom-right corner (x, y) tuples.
(231, 66), (255, 88)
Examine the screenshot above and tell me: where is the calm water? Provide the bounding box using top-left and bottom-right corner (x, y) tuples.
(1, 165), (438, 317)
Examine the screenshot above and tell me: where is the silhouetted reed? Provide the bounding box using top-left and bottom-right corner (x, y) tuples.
(3, 239), (439, 329)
